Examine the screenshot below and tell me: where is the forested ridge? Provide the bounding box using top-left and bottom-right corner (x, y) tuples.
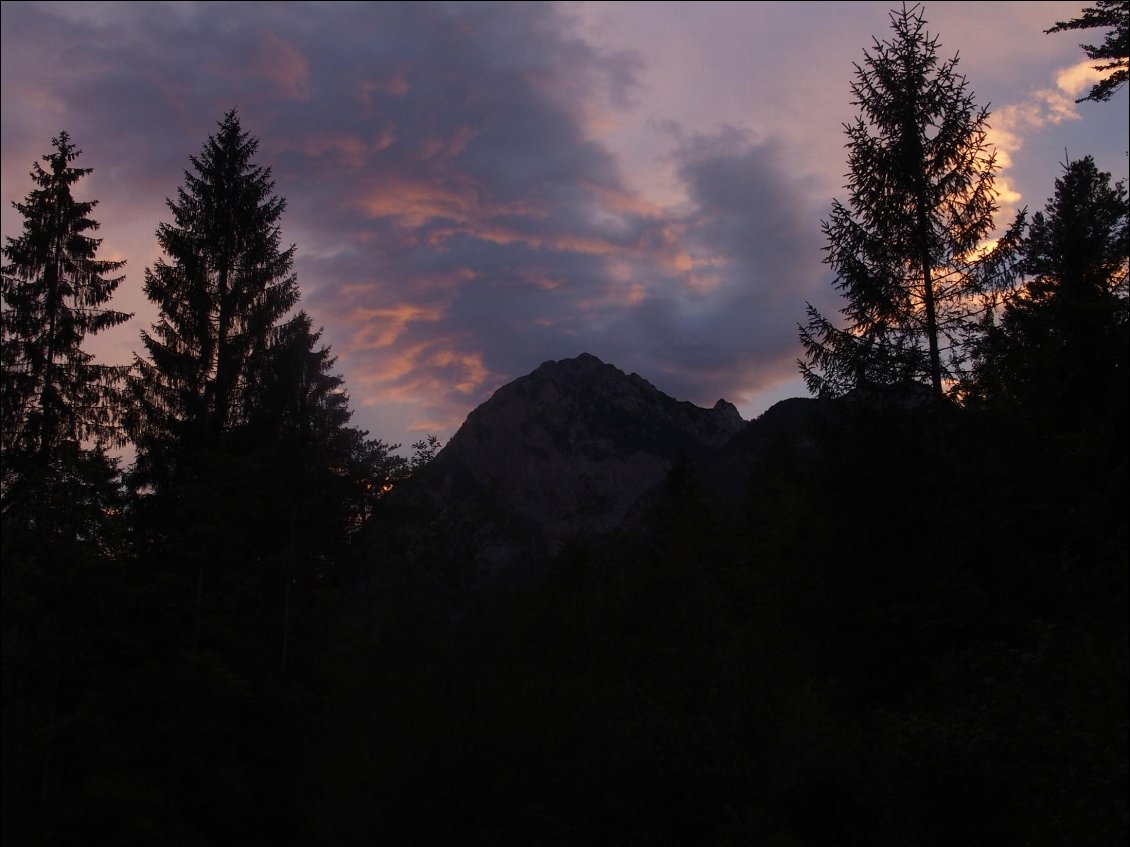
(2, 5), (1127, 844)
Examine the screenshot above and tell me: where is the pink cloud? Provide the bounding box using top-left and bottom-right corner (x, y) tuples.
(356, 71), (410, 107)
(283, 132), (375, 168)
(252, 33), (310, 100)
(208, 31), (309, 102)
(347, 303), (445, 351)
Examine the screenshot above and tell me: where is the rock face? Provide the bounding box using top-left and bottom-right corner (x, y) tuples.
(424, 353), (745, 545)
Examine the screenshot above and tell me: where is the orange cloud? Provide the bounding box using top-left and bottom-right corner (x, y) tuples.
(1056, 60), (1113, 99)
(348, 303), (445, 350)
(431, 348), (488, 394)
(360, 175), (557, 246)
(543, 232), (621, 255)
(352, 339), (493, 410)
(354, 342), (437, 390)
(363, 178), (474, 227)
(357, 169), (690, 268)
(407, 419), (448, 433)
(986, 65), (1088, 225)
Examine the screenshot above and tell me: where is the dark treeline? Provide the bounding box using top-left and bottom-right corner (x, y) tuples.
(2, 5), (1128, 845)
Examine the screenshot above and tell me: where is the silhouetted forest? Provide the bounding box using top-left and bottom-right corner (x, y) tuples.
(2, 6), (1127, 845)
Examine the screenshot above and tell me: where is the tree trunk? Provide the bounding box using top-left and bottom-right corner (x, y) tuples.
(914, 180), (945, 402)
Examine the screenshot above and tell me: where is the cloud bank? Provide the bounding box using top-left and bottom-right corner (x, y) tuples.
(5, 2), (1123, 445)
(1, 2), (827, 442)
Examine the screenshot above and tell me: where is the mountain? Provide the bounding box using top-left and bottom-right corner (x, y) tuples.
(412, 353), (747, 550)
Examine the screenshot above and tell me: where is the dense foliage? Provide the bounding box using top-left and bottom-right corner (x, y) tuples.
(1, 132), (131, 536)
(972, 156), (1129, 419)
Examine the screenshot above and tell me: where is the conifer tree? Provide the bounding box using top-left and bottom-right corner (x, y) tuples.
(799, 4), (1022, 402)
(240, 310), (390, 557)
(972, 156), (1129, 413)
(126, 111), (401, 669)
(125, 110), (305, 667)
(1, 133), (132, 841)
(128, 110), (300, 492)
(1, 132), (130, 526)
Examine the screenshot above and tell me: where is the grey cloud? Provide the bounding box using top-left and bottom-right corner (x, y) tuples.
(2, 1), (827, 442)
(588, 130), (828, 409)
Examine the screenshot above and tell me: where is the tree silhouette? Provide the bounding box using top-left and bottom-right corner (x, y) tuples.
(1, 132), (130, 461)
(799, 4), (1022, 402)
(125, 110), (306, 668)
(0, 133), (131, 844)
(1, 131), (131, 532)
(128, 110), (300, 494)
(125, 111), (402, 672)
(1047, 0), (1129, 103)
(972, 156), (1129, 414)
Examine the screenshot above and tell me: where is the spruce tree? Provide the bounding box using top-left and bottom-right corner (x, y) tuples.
(125, 111), (402, 671)
(125, 110), (303, 670)
(1, 133), (132, 841)
(128, 110), (300, 492)
(972, 156), (1129, 414)
(799, 4), (1022, 402)
(1, 131), (130, 527)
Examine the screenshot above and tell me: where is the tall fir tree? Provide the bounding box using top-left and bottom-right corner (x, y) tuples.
(128, 109), (300, 493)
(126, 110), (304, 665)
(114, 115), (408, 837)
(1, 134), (132, 842)
(0, 131), (130, 530)
(125, 110), (399, 668)
(972, 156), (1129, 416)
(799, 4), (1022, 402)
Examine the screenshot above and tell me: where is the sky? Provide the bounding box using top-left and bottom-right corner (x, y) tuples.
(2, 1), (1127, 449)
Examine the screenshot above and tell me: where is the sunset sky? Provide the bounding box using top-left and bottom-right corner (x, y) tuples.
(2, 1), (1127, 448)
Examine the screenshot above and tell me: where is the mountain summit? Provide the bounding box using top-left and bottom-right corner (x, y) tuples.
(422, 353), (745, 546)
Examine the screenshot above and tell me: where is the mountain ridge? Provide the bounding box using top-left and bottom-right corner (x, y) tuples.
(404, 353), (816, 557)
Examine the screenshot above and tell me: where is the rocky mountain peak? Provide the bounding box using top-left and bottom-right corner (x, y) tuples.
(711, 398), (744, 432)
(424, 353), (746, 547)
